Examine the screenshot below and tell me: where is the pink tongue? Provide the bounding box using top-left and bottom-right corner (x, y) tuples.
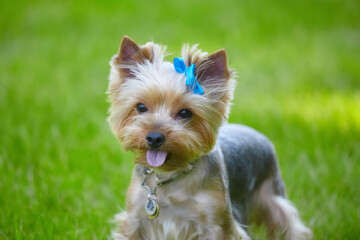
(146, 150), (167, 167)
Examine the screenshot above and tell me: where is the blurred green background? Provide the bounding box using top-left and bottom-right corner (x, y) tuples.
(1, 0), (359, 239)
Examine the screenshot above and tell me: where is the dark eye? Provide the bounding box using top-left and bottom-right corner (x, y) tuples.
(177, 109), (193, 119)
(136, 103), (148, 113)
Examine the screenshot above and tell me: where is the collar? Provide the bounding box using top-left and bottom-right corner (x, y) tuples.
(140, 165), (194, 188)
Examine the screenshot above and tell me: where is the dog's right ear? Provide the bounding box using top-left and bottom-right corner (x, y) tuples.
(112, 36), (152, 79)
(115, 36), (142, 64)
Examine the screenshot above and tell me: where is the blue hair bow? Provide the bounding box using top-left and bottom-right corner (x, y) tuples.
(173, 58), (204, 95)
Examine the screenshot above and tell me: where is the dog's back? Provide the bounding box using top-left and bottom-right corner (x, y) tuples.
(219, 123), (279, 195)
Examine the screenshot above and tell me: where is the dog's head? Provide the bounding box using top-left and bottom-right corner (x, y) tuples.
(108, 36), (235, 172)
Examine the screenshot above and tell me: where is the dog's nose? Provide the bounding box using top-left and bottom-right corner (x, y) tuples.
(146, 132), (165, 148)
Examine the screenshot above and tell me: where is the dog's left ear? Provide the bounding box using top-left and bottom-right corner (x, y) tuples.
(196, 49), (230, 85)
(195, 49), (234, 120)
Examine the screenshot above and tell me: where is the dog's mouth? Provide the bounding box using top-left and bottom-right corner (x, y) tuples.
(146, 150), (172, 167)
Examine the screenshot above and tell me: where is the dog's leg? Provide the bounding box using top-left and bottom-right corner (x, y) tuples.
(112, 211), (143, 240)
(248, 175), (313, 240)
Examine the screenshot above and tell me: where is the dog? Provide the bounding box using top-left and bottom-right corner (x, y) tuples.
(107, 36), (312, 240)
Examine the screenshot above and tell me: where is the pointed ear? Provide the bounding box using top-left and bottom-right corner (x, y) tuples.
(114, 36), (142, 64)
(196, 49), (234, 122)
(112, 36), (151, 78)
(197, 49), (230, 83)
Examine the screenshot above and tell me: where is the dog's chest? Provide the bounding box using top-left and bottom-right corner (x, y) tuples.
(134, 186), (223, 239)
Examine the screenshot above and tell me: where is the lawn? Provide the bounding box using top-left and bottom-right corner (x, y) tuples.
(0, 0), (359, 239)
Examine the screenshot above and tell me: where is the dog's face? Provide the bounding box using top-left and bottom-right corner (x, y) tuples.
(108, 36), (235, 172)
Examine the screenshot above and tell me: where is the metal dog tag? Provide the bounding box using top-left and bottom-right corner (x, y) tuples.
(145, 198), (159, 219)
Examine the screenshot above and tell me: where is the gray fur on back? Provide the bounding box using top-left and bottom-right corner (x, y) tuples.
(217, 123), (280, 223)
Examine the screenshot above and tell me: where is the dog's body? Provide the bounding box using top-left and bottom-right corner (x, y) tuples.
(108, 36), (312, 240)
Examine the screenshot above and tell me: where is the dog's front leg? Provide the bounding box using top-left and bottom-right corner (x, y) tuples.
(112, 170), (146, 240)
(112, 211), (144, 240)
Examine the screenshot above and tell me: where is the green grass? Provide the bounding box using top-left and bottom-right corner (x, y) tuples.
(1, 0), (359, 239)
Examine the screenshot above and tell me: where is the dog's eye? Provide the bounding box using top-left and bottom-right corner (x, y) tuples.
(177, 109), (193, 119)
(136, 103), (148, 113)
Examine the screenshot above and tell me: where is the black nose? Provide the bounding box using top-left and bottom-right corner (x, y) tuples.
(146, 132), (165, 148)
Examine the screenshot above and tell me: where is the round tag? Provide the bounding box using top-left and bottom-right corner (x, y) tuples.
(145, 199), (159, 219)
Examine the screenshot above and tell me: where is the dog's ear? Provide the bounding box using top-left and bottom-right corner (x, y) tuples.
(112, 36), (153, 79)
(115, 36), (142, 64)
(196, 49), (230, 85)
(195, 49), (234, 120)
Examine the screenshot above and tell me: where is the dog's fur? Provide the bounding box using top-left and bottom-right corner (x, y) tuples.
(107, 36), (312, 240)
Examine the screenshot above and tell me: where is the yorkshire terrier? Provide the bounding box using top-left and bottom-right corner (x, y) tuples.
(107, 36), (312, 240)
